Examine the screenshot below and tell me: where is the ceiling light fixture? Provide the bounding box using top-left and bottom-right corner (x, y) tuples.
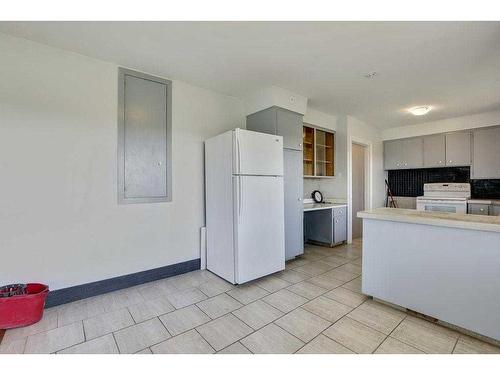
(364, 72), (378, 78)
(408, 106), (432, 116)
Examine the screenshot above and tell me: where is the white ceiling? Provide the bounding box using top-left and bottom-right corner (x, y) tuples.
(1, 21), (500, 129)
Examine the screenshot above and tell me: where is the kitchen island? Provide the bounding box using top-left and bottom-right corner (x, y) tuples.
(358, 207), (500, 342)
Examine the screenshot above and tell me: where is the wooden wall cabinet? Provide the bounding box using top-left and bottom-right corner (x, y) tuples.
(303, 125), (335, 177)
(303, 126), (314, 176)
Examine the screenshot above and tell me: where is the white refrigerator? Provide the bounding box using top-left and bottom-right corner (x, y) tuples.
(205, 128), (285, 284)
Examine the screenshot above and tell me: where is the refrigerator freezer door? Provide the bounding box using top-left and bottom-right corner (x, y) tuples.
(233, 175), (285, 283)
(233, 129), (283, 176)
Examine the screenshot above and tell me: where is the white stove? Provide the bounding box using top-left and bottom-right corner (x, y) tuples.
(416, 183), (471, 214)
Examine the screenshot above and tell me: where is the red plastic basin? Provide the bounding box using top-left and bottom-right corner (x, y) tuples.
(0, 283), (49, 329)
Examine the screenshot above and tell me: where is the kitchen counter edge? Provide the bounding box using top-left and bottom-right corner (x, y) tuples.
(357, 207), (500, 233)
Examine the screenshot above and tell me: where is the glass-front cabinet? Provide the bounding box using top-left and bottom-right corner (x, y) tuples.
(303, 124), (335, 177)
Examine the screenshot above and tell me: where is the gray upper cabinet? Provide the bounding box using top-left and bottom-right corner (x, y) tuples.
(404, 138), (424, 168)
(384, 138), (423, 170)
(245, 108), (276, 137)
(276, 108), (303, 150)
(384, 140), (403, 170)
(446, 131), (471, 166)
(118, 68), (172, 204)
(472, 127), (500, 179)
(384, 130), (474, 170)
(246, 107), (303, 151)
(423, 134), (445, 167)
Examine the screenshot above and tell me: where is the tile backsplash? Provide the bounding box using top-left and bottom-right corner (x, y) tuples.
(387, 167), (470, 197)
(388, 167), (500, 199)
(471, 179), (500, 199)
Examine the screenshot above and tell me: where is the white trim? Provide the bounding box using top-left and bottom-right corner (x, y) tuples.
(347, 135), (373, 243)
(200, 226), (207, 270)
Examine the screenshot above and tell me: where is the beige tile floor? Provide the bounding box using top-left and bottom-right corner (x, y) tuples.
(1, 240), (500, 354)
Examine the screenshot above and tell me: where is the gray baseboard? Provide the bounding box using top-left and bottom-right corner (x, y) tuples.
(45, 258), (200, 308)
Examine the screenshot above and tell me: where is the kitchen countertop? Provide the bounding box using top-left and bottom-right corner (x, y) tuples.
(303, 202), (347, 212)
(467, 199), (500, 205)
(358, 207), (500, 233)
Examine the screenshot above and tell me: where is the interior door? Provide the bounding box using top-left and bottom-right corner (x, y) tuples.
(233, 129), (283, 176)
(234, 175), (285, 283)
(352, 144), (365, 239)
(123, 75), (167, 199)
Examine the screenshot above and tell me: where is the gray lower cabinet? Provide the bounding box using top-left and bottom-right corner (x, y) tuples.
(423, 134), (446, 167)
(472, 127), (500, 179)
(468, 203), (490, 215)
(284, 149), (304, 259)
(446, 131), (471, 166)
(468, 203), (500, 216)
(246, 106), (303, 151)
(333, 207), (347, 244)
(304, 207), (347, 246)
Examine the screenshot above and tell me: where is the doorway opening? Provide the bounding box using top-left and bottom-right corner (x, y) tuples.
(351, 143), (366, 239)
(348, 138), (372, 243)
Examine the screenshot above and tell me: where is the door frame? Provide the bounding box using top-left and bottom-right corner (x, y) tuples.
(347, 137), (372, 243)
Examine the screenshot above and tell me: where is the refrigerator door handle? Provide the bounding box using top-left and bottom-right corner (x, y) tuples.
(237, 136), (241, 175)
(238, 177), (242, 223)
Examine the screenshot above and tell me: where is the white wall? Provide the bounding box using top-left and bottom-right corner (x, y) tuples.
(302, 109), (348, 200)
(244, 86), (308, 116)
(0, 34), (244, 290)
(382, 110), (500, 140)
